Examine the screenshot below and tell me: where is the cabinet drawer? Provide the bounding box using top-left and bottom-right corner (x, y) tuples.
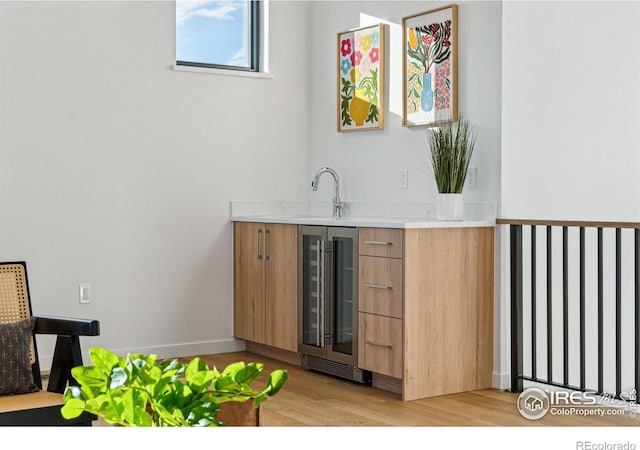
(358, 313), (402, 379)
(359, 228), (403, 258)
(359, 256), (403, 318)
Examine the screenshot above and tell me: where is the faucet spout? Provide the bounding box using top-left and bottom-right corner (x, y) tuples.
(311, 167), (344, 219)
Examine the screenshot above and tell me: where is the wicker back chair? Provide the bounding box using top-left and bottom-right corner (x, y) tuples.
(0, 261), (100, 426)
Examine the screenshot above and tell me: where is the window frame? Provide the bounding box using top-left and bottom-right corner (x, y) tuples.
(176, 0), (263, 73)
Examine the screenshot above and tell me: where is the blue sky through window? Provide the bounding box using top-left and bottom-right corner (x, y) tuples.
(176, 0), (249, 67)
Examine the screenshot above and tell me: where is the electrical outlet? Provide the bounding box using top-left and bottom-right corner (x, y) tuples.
(399, 169), (409, 189)
(79, 284), (91, 304)
(467, 167), (477, 189)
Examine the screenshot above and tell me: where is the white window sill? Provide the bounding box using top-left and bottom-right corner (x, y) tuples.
(172, 64), (274, 79)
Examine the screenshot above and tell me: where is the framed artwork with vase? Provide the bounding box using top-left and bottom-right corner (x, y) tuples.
(337, 24), (385, 132)
(402, 4), (458, 127)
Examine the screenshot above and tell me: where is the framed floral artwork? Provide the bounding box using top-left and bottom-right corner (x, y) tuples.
(337, 24), (385, 132)
(403, 5), (458, 127)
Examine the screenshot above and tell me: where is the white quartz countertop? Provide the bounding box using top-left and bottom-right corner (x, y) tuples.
(229, 201), (497, 229)
(230, 214), (495, 229)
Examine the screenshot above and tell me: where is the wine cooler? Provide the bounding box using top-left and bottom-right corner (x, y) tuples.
(298, 225), (371, 384)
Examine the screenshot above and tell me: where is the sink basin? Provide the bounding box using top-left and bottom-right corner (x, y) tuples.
(255, 214), (333, 220)
(244, 215), (342, 224)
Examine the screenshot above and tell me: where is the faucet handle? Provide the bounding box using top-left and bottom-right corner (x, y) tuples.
(332, 199), (345, 219)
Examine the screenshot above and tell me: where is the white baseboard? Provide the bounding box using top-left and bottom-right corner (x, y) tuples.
(39, 338), (247, 371)
(493, 371), (510, 390)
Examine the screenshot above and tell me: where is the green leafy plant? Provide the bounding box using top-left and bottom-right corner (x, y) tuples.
(425, 115), (478, 193)
(340, 78), (353, 126)
(61, 347), (288, 427)
(407, 23), (453, 75)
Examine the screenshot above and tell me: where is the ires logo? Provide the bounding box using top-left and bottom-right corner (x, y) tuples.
(548, 391), (598, 405)
(516, 388), (634, 420)
(517, 388), (550, 420)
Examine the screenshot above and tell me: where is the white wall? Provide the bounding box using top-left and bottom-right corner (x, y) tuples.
(0, 1), (310, 363)
(501, 1), (640, 222)
(307, 1), (502, 207)
(498, 1), (640, 390)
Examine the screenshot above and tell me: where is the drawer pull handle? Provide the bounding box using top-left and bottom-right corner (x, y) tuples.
(256, 228), (263, 260)
(365, 340), (392, 349)
(365, 282), (391, 290)
(365, 240), (392, 246)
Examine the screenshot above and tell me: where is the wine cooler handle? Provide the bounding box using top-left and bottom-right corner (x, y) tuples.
(256, 228), (263, 260)
(319, 239), (325, 348)
(315, 239), (321, 347)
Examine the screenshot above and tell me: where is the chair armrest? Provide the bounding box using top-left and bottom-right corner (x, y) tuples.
(33, 316), (100, 394)
(33, 315), (100, 337)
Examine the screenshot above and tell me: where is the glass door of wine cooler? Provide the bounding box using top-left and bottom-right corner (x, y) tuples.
(298, 225), (359, 368)
(298, 226), (327, 359)
(325, 227), (358, 366)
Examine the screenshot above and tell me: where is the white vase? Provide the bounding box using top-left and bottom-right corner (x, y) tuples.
(436, 193), (464, 221)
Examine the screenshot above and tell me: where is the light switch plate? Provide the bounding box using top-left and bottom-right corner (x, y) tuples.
(400, 169), (408, 189)
(467, 167), (477, 189)
(79, 284), (91, 304)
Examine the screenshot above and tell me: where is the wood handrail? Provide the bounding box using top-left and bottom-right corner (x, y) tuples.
(496, 218), (640, 229)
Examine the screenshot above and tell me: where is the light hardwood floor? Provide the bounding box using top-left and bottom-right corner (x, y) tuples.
(191, 351), (639, 427)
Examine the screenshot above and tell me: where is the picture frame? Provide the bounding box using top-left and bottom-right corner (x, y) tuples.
(402, 4), (458, 127)
(337, 24), (385, 132)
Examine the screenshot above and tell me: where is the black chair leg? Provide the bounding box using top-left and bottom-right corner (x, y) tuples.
(47, 335), (83, 393)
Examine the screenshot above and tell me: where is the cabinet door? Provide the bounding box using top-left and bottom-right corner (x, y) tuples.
(233, 222), (266, 343)
(264, 224), (298, 352)
(359, 228), (403, 258)
(358, 312), (402, 378)
(359, 255), (403, 319)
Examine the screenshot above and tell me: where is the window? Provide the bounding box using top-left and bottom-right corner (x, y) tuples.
(176, 0), (264, 72)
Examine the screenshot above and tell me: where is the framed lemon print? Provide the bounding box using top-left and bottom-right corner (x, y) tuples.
(337, 24), (385, 132)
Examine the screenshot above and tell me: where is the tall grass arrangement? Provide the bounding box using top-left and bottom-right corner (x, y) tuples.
(425, 116), (478, 193)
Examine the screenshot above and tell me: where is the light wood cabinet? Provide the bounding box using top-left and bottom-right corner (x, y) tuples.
(358, 227), (405, 384)
(233, 222), (298, 352)
(359, 228), (403, 258)
(233, 221), (493, 401)
(359, 313), (403, 378)
(359, 256), (403, 319)
(358, 226), (494, 401)
(233, 222), (265, 343)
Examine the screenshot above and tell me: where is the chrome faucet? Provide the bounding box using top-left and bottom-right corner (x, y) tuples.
(311, 167), (344, 220)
